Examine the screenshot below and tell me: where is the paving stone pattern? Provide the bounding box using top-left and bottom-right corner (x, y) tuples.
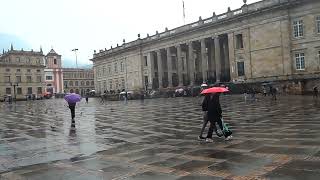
(0, 95), (320, 179)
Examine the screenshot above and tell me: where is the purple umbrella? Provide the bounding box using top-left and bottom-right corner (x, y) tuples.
(64, 93), (82, 104)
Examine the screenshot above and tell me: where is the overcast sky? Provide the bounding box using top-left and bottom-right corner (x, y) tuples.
(0, 0), (260, 67)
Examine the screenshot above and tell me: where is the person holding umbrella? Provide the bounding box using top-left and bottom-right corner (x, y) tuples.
(200, 87), (232, 142)
(64, 89), (82, 128)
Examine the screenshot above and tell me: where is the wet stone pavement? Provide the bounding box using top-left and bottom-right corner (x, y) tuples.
(0, 95), (320, 180)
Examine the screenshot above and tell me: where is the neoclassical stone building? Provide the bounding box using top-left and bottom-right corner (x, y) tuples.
(62, 68), (94, 96)
(91, 0), (320, 94)
(0, 45), (45, 100)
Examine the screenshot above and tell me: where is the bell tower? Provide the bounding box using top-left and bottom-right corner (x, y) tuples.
(45, 49), (62, 68)
(44, 49), (64, 93)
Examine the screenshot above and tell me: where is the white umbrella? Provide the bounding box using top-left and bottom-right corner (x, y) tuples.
(201, 83), (208, 87)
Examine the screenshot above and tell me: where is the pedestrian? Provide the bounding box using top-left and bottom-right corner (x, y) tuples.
(85, 93), (89, 103)
(244, 89), (248, 101)
(200, 93), (231, 142)
(64, 89), (81, 129)
(272, 87), (277, 100)
(100, 93), (105, 104)
(251, 88), (256, 100)
(269, 86), (273, 96)
(199, 95), (210, 140)
(313, 86), (318, 98)
(263, 87), (267, 96)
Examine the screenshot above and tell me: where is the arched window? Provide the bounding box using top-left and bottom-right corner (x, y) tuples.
(86, 81), (89, 86)
(81, 81), (85, 86)
(91, 81), (94, 86)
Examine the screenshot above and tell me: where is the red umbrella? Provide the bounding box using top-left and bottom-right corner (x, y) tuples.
(201, 87), (229, 94)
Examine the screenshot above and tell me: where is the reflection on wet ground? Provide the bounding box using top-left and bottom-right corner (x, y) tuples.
(0, 95), (320, 179)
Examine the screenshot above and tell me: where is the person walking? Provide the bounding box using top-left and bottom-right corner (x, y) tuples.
(272, 87), (277, 100)
(205, 93), (223, 142)
(100, 93), (105, 104)
(263, 87), (267, 96)
(313, 86), (318, 98)
(64, 89), (82, 129)
(201, 93), (231, 142)
(199, 94), (210, 140)
(85, 93), (89, 103)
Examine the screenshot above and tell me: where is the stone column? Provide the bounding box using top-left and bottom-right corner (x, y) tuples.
(148, 52), (154, 89)
(223, 39), (229, 81)
(210, 39), (216, 79)
(156, 50), (163, 88)
(176, 45), (183, 86)
(166, 47), (173, 87)
(200, 39), (208, 82)
(188, 42), (195, 85)
(228, 33), (235, 82)
(214, 37), (221, 82)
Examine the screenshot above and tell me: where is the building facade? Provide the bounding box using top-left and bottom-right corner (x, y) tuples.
(0, 45), (45, 99)
(91, 0), (320, 94)
(44, 49), (64, 94)
(62, 68), (94, 95)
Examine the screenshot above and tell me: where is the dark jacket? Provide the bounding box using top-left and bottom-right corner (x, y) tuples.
(202, 94), (222, 118)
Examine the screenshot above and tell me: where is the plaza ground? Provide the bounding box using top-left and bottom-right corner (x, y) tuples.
(0, 95), (320, 180)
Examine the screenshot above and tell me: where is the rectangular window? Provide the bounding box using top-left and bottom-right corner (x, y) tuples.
(6, 88), (11, 94)
(16, 69), (21, 72)
(109, 80), (113, 90)
(17, 87), (22, 95)
(121, 79), (125, 89)
(26, 76), (32, 83)
(144, 56), (148, 66)
(236, 34), (244, 49)
(103, 66), (106, 76)
(4, 76), (10, 83)
(75, 81), (79, 86)
(54, 59), (57, 64)
(37, 76), (42, 82)
(295, 53), (305, 70)
(114, 63), (118, 73)
(317, 16), (320, 33)
(103, 81), (107, 89)
(27, 87), (32, 94)
(16, 57), (20, 63)
(5, 68), (10, 72)
(36, 69), (40, 73)
(27, 69), (31, 73)
(120, 62), (124, 72)
(172, 58), (177, 70)
(64, 81), (68, 88)
(37, 87), (42, 94)
(46, 76), (53, 80)
(115, 80), (119, 89)
(293, 20), (304, 38)
(237, 62), (245, 76)
(108, 66), (111, 74)
(16, 76), (21, 83)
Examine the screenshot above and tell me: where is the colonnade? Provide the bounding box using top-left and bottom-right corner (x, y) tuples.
(146, 34), (231, 89)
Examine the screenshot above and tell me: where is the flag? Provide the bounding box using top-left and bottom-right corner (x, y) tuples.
(183, 1), (185, 18)
(182, 0), (185, 24)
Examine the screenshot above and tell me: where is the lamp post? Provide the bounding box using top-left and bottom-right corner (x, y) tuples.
(10, 82), (19, 102)
(72, 48), (79, 94)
